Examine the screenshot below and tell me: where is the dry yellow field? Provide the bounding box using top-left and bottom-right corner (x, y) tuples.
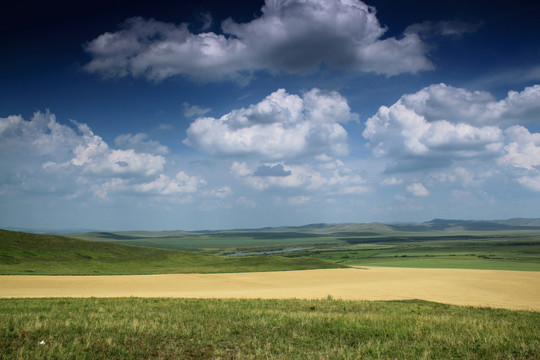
(1, 267), (539, 311)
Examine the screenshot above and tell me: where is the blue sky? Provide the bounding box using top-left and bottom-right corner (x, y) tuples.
(1, 0), (540, 231)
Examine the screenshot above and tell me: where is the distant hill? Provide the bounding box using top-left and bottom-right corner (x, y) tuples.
(392, 218), (540, 232)
(0, 229), (345, 275)
(492, 218), (540, 227)
(203, 218), (540, 234)
(65, 218), (540, 240)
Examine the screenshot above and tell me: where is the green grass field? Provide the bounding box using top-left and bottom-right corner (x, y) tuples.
(1, 298), (539, 360)
(0, 229), (345, 275)
(296, 236), (540, 271)
(71, 228), (540, 271)
(2, 227), (540, 358)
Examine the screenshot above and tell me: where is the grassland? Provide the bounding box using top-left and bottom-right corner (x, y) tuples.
(71, 226), (540, 272)
(1, 298), (539, 359)
(2, 224), (540, 359)
(0, 229), (345, 275)
(282, 235), (540, 271)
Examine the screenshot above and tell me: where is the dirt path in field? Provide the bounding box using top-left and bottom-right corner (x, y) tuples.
(1, 267), (539, 311)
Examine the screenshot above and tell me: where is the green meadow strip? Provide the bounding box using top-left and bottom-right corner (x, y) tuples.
(1, 298), (539, 359)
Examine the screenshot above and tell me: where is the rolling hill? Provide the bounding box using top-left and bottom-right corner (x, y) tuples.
(0, 229), (345, 275)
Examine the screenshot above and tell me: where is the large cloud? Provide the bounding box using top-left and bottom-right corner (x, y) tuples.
(184, 88), (357, 159)
(362, 83), (540, 193)
(84, 0), (433, 82)
(69, 122), (165, 177)
(0, 111), (207, 200)
(115, 133), (169, 155)
(498, 125), (540, 191)
(363, 84), (540, 172)
(230, 160), (368, 196)
(0, 111), (79, 159)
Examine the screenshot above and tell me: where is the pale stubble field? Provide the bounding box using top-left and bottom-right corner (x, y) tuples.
(2, 267), (539, 311)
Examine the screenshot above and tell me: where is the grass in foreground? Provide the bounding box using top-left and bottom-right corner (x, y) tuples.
(1, 298), (539, 359)
(0, 229), (345, 275)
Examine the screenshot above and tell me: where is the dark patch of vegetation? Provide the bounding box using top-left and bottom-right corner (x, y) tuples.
(210, 231), (327, 239)
(330, 232), (380, 236)
(95, 232), (143, 240)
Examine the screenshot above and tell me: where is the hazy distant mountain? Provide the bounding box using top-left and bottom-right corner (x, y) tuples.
(10, 217), (540, 236)
(492, 218), (540, 227)
(389, 218), (540, 232)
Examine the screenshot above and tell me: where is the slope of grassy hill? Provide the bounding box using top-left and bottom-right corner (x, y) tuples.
(0, 229), (346, 275)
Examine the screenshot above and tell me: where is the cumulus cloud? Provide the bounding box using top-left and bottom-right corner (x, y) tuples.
(0, 111), (79, 159)
(498, 126), (540, 171)
(84, 0), (433, 82)
(363, 83), (540, 192)
(0, 111), (210, 200)
(363, 84), (540, 172)
(185, 88), (357, 159)
(183, 102), (211, 118)
(69, 122), (165, 177)
(231, 160), (367, 196)
(381, 177), (403, 186)
(115, 132), (169, 155)
(231, 161), (323, 190)
(498, 125), (540, 191)
(134, 172), (206, 195)
(517, 175), (540, 192)
(407, 182), (429, 197)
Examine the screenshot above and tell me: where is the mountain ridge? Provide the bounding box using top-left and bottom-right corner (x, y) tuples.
(62, 217), (540, 238)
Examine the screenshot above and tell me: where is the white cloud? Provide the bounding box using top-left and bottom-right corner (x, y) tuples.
(134, 172), (206, 195)
(407, 182), (429, 197)
(0, 111), (213, 202)
(183, 102), (211, 118)
(84, 0), (433, 82)
(91, 178), (128, 199)
(497, 125), (540, 192)
(405, 20), (482, 38)
(342, 185), (370, 195)
(185, 88), (356, 159)
(381, 177), (403, 186)
(70, 122), (165, 177)
(517, 175), (540, 192)
(428, 167), (491, 187)
(231, 161), (254, 177)
(0, 111), (79, 158)
(115, 133), (169, 155)
(498, 125), (540, 170)
(207, 186), (233, 199)
(231, 160), (367, 196)
(364, 101), (503, 160)
(363, 84), (540, 172)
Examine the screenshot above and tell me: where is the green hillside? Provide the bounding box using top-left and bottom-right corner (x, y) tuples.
(0, 229), (346, 275)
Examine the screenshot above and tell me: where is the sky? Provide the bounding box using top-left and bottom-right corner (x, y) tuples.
(1, 0), (540, 231)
